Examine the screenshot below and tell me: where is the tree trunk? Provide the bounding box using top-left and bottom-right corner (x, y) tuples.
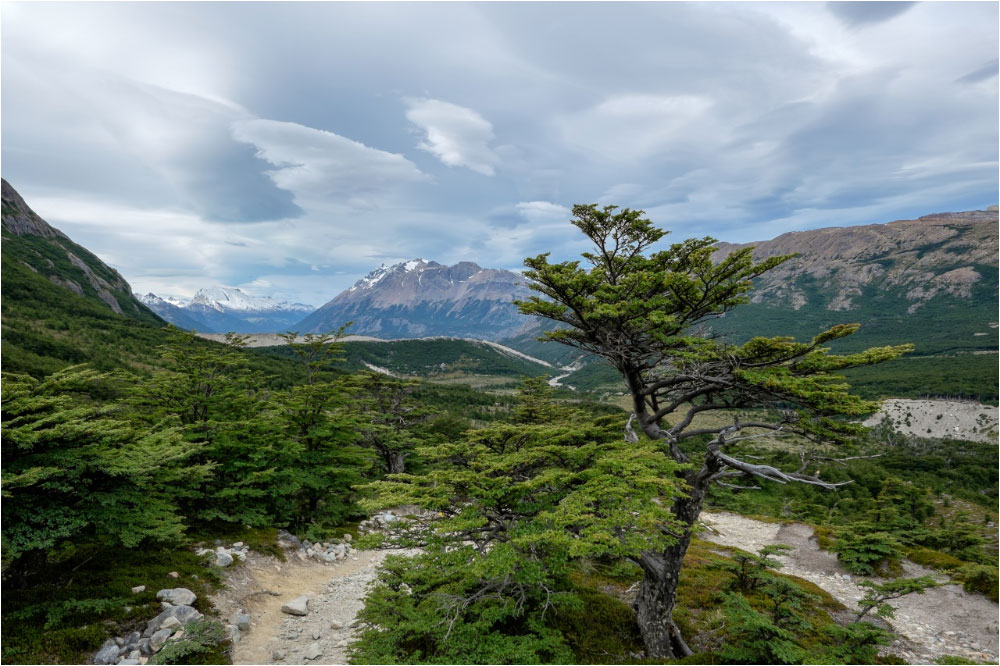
(634, 473), (711, 658)
(387, 451), (406, 475)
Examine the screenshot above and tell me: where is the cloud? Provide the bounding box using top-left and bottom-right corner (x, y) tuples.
(232, 119), (428, 204)
(825, 2), (916, 28)
(956, 59), (999, 85)
(515, 201), (571, 223)
(405, 99), (500, 175)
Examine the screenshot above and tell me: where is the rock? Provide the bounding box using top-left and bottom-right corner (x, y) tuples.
(137, 639), (151, 656)
(131, 585), (146, 594)
(329, 620), (343, 630)
(149, 629), (172, 653)
(304, 643), (323, 660)
(343, 533), (352, 542)
(226, 624), (241, 643)
(170, 630), (184, 641)
(119, 660), (140, 666)
(336, 639), (350, 647)
(232, 541), (244, 548)
(160, 616), (181, 631)
(127, 650), (140, 660)
(231, 612), (251, 632)
(296, 550), (308, 562)
(272, 651), (286, 661)
(94, 639), (119, 664)
(214, 551), (234, 567)
(115, 637), (125, 647)
(144, 605), (203, 636)
(139, 659), (148, 666)
(167, 572), (179, 579)
(311, 630), (322, 640)
(156, 588), (197, 606)
(234, 550), (247, 561)
(281, 595), (310, 616)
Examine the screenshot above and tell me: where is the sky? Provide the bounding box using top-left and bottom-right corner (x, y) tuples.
(2, 1), (997, 307)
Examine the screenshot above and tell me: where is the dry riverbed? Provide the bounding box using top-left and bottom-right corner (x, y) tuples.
(701, 512), (999, 664)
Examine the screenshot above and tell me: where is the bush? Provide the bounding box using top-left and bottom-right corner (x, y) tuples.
(955, 564), (999, 602)
(831, 530), (904, 576)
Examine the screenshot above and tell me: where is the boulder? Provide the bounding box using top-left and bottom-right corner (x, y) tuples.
(214, 551), (234, 567)
(156, 588), (197, 606)
(232, 541), (244, 548)
(93, 639), (119, 665)
(231, 612), (251, 632)
(149, 629), (172, 653)
(160, 616), (181, 632)
(280, 595), (309, 616)
(137, 639), (152, 656)
(144, 605), (203, 636)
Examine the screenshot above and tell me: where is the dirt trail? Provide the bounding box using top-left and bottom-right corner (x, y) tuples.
(701, 512), (999, 664)
(211, 549), (414, 665)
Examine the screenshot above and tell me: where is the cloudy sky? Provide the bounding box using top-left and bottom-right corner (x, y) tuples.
(2, 1), (996, 306)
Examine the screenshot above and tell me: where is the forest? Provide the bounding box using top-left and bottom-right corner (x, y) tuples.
(2, 206), (997, 666)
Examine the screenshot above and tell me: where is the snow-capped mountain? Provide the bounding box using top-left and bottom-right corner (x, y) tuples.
(295, 259), (539, 340)
(140, 287), (315, 333)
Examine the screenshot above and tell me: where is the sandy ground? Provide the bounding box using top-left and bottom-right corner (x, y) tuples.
(863, 399), (999, 444)
(701, 512), (999, 664)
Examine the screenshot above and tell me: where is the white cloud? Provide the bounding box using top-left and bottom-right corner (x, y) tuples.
(231, 119), (428, 203)
(405, 98), (500, 175)
(515, 201), (571, 223)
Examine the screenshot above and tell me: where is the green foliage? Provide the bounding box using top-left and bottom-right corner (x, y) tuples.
(716, 593), (805, 664)
(830, 529), (904, 576)
(954, 564), (999, 602)
(353, 381), (686, 663)
(2, 366), (205, 575)
(855, 576), (938, 621)
(710, 544), (794, 593)
(148, 619), (228, 665)
(814, 622), (893, 664)
(352, 371), (435, 475)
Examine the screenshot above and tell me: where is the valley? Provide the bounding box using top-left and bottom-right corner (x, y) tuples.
(2, 181), (997, 666)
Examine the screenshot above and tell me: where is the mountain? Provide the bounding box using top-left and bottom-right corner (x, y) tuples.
(2, 179), (161, 324)
(296, 259), (538, 340)
(708, 209), (999, 355)
(140, 287), (315, 333)
(1, 179), (171, 376)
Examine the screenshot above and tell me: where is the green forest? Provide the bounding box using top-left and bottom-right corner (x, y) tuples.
(2, 206), (997, 666)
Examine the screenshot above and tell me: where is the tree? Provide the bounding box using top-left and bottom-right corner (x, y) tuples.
(354, 380), (685, 663)
(854, 575), (938, 621)
(352, 372), (432, 475)
(1, 366), (205, 582)
(516, 204), (911, 657)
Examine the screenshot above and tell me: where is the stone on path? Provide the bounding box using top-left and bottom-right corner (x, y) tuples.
(329, 620), (343, 630)
(231, 611), (251, 631)
(304, 643), (323, 660)
(281, 595), (310, 616)
(156, 588), (197, 606)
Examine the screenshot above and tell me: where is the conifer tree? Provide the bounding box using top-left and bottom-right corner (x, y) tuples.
(517, 204), (912, 657)
(1, 366), (205, 581)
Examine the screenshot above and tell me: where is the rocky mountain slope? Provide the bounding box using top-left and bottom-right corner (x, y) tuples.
(2, 179), (161, 324)
(296, 259), (538, 340)
(706, 209), (999, 354)
(140, 287), (314, 333)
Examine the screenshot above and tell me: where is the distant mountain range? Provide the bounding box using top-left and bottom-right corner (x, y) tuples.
(296, 258), (538, 340)
(139, 287), (313, 334)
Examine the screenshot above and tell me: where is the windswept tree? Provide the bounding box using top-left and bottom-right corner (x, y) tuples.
(517, 204), (911, 658)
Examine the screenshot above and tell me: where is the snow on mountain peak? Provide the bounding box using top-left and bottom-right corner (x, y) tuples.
(187, 286), (313, 312)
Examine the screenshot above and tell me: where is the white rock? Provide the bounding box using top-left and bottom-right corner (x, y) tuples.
(304, 644), (323, 660)
(131, 585), (146, 594)
(281, 595), (310, 616)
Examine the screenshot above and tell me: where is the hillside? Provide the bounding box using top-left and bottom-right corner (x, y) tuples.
(709, 209), (998, 355)
(297, 259), (538, 340)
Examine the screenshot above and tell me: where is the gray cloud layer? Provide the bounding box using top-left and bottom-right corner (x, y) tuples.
(2, 1), (996, 306)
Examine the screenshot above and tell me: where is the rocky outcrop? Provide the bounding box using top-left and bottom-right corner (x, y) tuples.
(713, 209), (998, 313)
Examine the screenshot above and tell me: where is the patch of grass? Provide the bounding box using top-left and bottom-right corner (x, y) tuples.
(906, 547), (965, 571)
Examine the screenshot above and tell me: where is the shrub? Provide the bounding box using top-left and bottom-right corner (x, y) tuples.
(831, 529), (904, 576)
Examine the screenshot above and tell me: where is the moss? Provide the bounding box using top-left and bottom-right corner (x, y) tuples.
(906, 547), (964, 571)
(552, 586), (645, 664)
